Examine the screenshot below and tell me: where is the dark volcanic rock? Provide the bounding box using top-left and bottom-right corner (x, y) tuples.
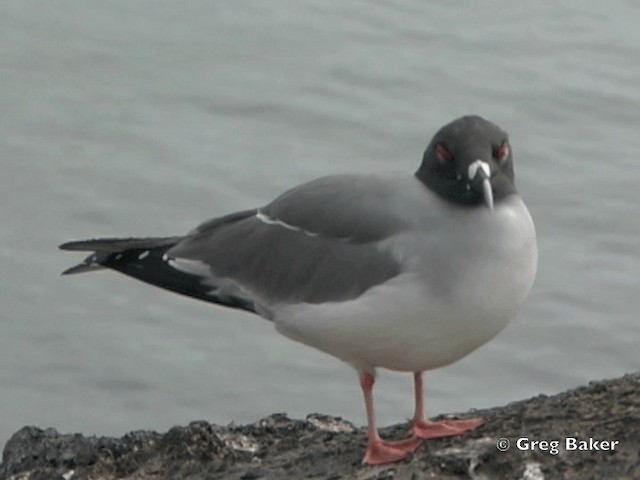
(1, 374), (638, 480)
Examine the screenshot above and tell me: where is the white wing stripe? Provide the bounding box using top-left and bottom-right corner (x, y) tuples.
(256, 210), (319, 237)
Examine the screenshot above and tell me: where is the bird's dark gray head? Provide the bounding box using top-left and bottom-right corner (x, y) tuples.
(415, 115), (516, 209)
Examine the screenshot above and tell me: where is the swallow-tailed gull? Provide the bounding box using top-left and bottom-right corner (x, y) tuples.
(60, 115), (538, 464)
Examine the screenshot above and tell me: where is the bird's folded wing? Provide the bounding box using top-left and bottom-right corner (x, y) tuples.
(167, 175), (410, 306)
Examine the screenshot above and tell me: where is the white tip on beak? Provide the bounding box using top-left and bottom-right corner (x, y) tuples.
(468, 160), (494, 210)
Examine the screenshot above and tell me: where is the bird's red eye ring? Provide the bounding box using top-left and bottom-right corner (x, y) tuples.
(435, 144), (452, 163)
(495, 142), (509, 163)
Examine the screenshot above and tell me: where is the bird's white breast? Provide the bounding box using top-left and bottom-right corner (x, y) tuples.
(273, 189), (537, 373)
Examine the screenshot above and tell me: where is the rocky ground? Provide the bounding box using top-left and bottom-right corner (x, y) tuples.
(1, 373), (638, 480)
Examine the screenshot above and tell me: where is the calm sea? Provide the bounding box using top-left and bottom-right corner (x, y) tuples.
(1, 0), (639, 447)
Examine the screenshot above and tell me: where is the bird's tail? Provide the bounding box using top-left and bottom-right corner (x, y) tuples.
(59, 236), (257, 313)
(59, 237), (182, 274)
(59, 236), (192, 299)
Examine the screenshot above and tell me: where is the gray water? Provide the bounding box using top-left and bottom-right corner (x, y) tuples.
(1, 1), (639, 448)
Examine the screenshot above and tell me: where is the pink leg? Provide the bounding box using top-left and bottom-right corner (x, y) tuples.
(359, 372), (422, 465)
(410, 372), (484, 439)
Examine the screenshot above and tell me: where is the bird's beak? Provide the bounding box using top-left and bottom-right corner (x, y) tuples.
(468, 160), (493, 210)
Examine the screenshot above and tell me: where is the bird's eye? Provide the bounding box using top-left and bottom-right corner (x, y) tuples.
(435, 144), (453, 163)
(495, 142), (510, 163)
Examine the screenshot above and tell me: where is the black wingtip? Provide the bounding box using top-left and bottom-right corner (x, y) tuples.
(59, 236), (183, 252)
(61, 263), (105, 275)
(59, 241), (77, 251)
(58, 235), (257, 314)
(59, 239), (120, 252)
(59, 239), (99, 251)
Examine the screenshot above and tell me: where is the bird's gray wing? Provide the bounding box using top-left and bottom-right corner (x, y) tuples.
(167, 175), (411, 309)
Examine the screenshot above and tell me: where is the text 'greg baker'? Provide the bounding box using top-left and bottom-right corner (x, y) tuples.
(516, 437), (620, 455)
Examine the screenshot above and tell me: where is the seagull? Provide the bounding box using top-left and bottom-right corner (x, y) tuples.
(60, 115), (537, 465)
